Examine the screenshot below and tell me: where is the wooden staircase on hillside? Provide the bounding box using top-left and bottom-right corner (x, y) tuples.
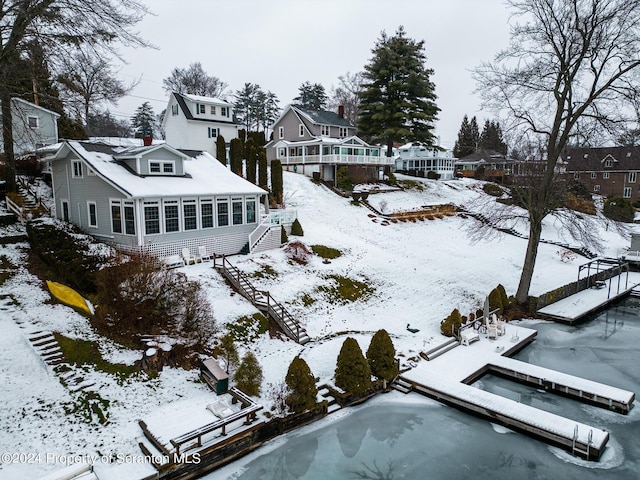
(214, 256), (310, 345)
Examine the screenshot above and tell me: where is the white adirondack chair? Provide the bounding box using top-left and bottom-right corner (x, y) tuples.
(181, 247), (196, 265)
(198, 245), (210, 262)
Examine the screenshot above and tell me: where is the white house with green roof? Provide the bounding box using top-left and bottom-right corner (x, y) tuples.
(265, 105), (391, 183)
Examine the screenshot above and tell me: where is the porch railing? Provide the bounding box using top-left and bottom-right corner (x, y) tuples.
(280, 154), (394, 165)
(248, 209), (297, 252)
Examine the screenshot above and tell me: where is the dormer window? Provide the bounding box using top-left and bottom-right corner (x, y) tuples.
(210, 106), (216, 115)
(149, 160), (174, 175)
(604, 158), (612, 167)
(221, 107), (229, 117)
(196, 104), (205, 114)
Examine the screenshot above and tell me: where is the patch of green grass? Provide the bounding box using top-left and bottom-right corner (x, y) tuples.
(311, 245), (343, 259)
(301, 293), (316, 307)
(227, 313), (270, 344)
(316, 274), (375, 304)
(54, 333), (143, 382)
(62, 391), (110, 424)
(398, 179), (425, 191)
(250, 264), (279, 279)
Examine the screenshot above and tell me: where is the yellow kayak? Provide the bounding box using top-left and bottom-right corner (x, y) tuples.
(46, 280), (94, 316)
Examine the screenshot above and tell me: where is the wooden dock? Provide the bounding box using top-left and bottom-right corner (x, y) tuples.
(400, 323), (635, 460)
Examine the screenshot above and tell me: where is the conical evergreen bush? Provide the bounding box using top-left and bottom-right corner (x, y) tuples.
(285, 356), (317, 413)
(335, 337), (371, 395)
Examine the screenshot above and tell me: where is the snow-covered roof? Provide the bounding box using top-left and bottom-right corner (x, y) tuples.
(11, 97), (61, 118)
(48, 141), (266, 198)
(180, 93), (232, 106)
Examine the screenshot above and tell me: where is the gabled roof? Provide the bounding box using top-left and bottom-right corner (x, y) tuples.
(564, 146), (640, 171)
(47, 141), (266, 199)
(171, 92), (238, 125)
(11, 97), (61, 118)
(292, 105), (353, 128)
(455, 149), (514, 164)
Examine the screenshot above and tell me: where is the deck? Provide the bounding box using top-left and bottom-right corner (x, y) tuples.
(400, 323), (634, 460)
(537, 272), (640, 323)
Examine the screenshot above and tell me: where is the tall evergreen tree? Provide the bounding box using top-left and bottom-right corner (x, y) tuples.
(229, 138), (243, 176)
(478, 120), (508, 154)
(130, 101), (156, 139)
(335, 337), (372, 395)
(257, 148), (268, 190)
(271, 159), (283, 204)
(366, 329), (398, 387)
(216, 135), (227, 165)
(245, 139), (256, 183)
(358, 26), (440, 157)
(285, 356), (318, 413)
(293, 81), (328, 110)
(453, 115), (479, 158)
(234, 352), (263, 396)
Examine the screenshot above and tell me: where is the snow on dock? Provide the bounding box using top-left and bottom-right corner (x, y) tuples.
(538, 271), (640, 323)
(400, 323), (634, 460)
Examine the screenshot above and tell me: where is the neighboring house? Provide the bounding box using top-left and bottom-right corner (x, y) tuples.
(394, 142), (456, 180)
(163, 92), (239, 161)
(563, 146), (640, 201)
(454, 149), (516, 182)
(266, 104), (391, 184)
(0, 98), (59, 155)
(44, 140), (282, 258)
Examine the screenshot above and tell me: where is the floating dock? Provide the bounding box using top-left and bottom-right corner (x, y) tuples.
(400, 323), (635, 460)
(537, 272), (640, 323)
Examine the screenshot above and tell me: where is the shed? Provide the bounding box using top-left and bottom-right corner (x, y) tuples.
(200, 357), (229, 395)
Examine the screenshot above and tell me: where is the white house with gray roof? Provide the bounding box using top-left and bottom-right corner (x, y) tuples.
(44, 140), (282, 257)
(265, 105), (391, 183)
(162, 92), (239, 161)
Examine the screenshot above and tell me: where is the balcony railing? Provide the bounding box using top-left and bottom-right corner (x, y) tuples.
(280, 154), (394, 165)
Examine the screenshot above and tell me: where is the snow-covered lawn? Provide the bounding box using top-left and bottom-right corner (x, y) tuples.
(0, 172), (636, 479)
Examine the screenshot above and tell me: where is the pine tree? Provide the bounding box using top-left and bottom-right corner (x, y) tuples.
(285, 356), (318, 413)
(335, 337), (372, 395)
(478, 120), (508, 154)
(229, 138), (243, 176)
(244, 137), (255, 182)
(366, 329), (398, 385)
(216, 135), (227, 165)
(293, 81), (328, 110)
(217, 334), (239, 373)
(453, 115), (479, 158)
(234, 351), (263, 396)
(247, 145), (258, 184)
(257, 148), (268, 190)
(131, 101), (156, 139)
(271, 159), (283, 204)
(358, 26), (440, 157)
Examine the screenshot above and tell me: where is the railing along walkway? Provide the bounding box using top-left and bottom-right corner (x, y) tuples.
(214, 256), (310, 344)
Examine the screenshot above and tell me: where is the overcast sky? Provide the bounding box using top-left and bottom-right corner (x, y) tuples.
(115, 0), (512, 149)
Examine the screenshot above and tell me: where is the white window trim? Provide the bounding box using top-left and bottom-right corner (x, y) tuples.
(28, 115), (39, 128)
(200, 198), (214, 229)
(594, 184), (600, 192)
(148, 160), (175, 175)
(72, 160), (83, 178)
(216, 196), (230, 227)
(603, 172), (610, 179)
(629, 172), (637, 183)
(110, 199), (122, 234)
(123, 200), (136, 236)
(623, 187), (632, 198)
(87, 201), (98, 228)
(231, 196), (244, 226)
(182, 198), (198, 231)
(163, 199), (180, 233)
(279, 126), (284, 139)
(299, 124), (304, 137)
(590, 172), (597, 179)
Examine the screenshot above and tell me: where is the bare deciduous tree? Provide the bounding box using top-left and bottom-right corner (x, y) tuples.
(474, 0), (640, 304)
(328, 71), (363, 125)
(162, 62), (227, 98)
(0, 0), (151, 192)
(56, 49), (137, 125)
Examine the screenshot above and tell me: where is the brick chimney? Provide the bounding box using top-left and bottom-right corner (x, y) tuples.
(338, 105), (344, 119)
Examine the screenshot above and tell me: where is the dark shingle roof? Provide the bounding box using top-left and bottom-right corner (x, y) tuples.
(173, 92), (239, 125)
(294, 106), (353, 128)
(565, 146), (640, 171)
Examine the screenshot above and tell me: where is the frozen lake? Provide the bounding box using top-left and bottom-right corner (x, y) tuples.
(215, 297), (640, 479)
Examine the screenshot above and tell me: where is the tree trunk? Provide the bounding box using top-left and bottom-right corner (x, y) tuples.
(515, 215), (543, 305)
(1, 86), (16, 193)
(386, 137), (393, 157)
